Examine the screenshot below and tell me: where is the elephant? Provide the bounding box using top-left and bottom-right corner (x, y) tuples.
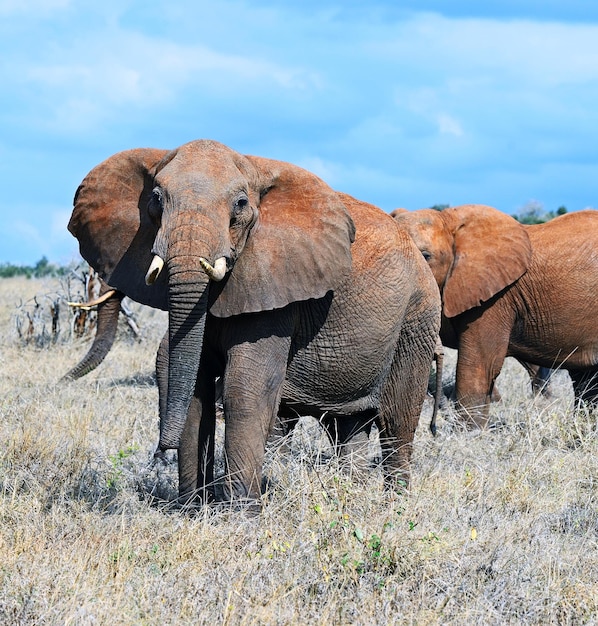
(393, 204), (598, 427)
(68, 139), (441, 508)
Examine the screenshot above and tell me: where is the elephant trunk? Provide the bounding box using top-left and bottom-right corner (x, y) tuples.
(152, 209), (230, 450)
(158, 255), (212, 451)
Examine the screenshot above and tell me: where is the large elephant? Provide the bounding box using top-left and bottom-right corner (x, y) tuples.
(393, 204), (598, 427)
(68, 139), (441, 508)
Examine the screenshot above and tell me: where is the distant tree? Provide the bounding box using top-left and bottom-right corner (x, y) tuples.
(34, 256), (51, 276)
(0, 257), (69, 279)
(429, 204), (450, 211)
(512, 201), (567, 224)
(0, 263), (31, 278)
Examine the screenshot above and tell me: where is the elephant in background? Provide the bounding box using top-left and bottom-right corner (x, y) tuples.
(68, 139), (441, 508)
(393, 204), (598, 427)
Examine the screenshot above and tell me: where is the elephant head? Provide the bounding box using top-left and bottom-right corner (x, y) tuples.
(69, 139), (355, 452)
(393, 205), (532, 318)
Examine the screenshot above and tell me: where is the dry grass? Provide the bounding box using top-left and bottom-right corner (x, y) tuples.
(0, 276), (596, 625)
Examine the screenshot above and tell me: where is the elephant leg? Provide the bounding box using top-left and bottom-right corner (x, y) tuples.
(322, 413), (374, 477)
(455, 330), (509, 428)
(533, 367), (553, 397)
(377, 327), (436, 491)
(519, 361), (553, 397)
(570, 369), (598, 407)
(221, 333), (292, 508)
(455, 365), (502, 428)
(177, 371), (217, 505)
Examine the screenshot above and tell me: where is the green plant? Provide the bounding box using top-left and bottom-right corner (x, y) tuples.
(106, 444), (140, 489)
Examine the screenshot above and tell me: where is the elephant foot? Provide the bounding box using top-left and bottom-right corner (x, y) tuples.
(175, 487), (216, 511)
(455, 403), (489, 430)
(459, 417), (488, 430)
(218, 479), (264, 515)
(212, 497), (262, 517)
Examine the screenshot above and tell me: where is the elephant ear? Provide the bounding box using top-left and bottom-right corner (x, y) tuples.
(68, 148), (170, 310)
(443, 204), (532, 318)
(209, 156), (356, 317)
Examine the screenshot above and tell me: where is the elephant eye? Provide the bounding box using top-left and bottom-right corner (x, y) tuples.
(234, 196), (248, 212)
(421, 250), (432, 262)
(231, 195), (250, 222)
(148, 187), (163, 222)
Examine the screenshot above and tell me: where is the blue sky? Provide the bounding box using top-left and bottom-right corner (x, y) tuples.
(1, 1), (598, 265)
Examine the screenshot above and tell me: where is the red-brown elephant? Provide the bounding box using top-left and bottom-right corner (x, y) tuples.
(68, 139), (441, 509)
(393, 204), (598, 427)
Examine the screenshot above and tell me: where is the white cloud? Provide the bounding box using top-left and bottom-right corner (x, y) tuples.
(6, 207), (77, 265)
(374, 13), (598, 87)
(51, 209), (73, 241)
(437, 113), (463, 136)
(12, 219), (46, 258)
(16, 29), (322, 133)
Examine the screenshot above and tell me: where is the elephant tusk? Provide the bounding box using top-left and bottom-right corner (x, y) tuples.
(67, 289), (117, 310)
(199, 256), (227, 281)
(145, 255), (165, 285)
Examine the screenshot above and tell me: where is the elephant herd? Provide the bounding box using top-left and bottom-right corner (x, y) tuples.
(64, 139), (598, 511)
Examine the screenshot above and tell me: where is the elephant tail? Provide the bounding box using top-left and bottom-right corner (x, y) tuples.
(429, 338), (444, 437)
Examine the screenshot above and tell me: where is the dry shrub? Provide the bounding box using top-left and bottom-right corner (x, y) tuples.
(0, 277), (596, 625)
(12, 267), (94, 347)
(11, 267), (142, 350)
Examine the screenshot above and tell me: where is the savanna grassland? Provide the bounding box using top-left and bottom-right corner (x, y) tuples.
(1, 276), (596, 625)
